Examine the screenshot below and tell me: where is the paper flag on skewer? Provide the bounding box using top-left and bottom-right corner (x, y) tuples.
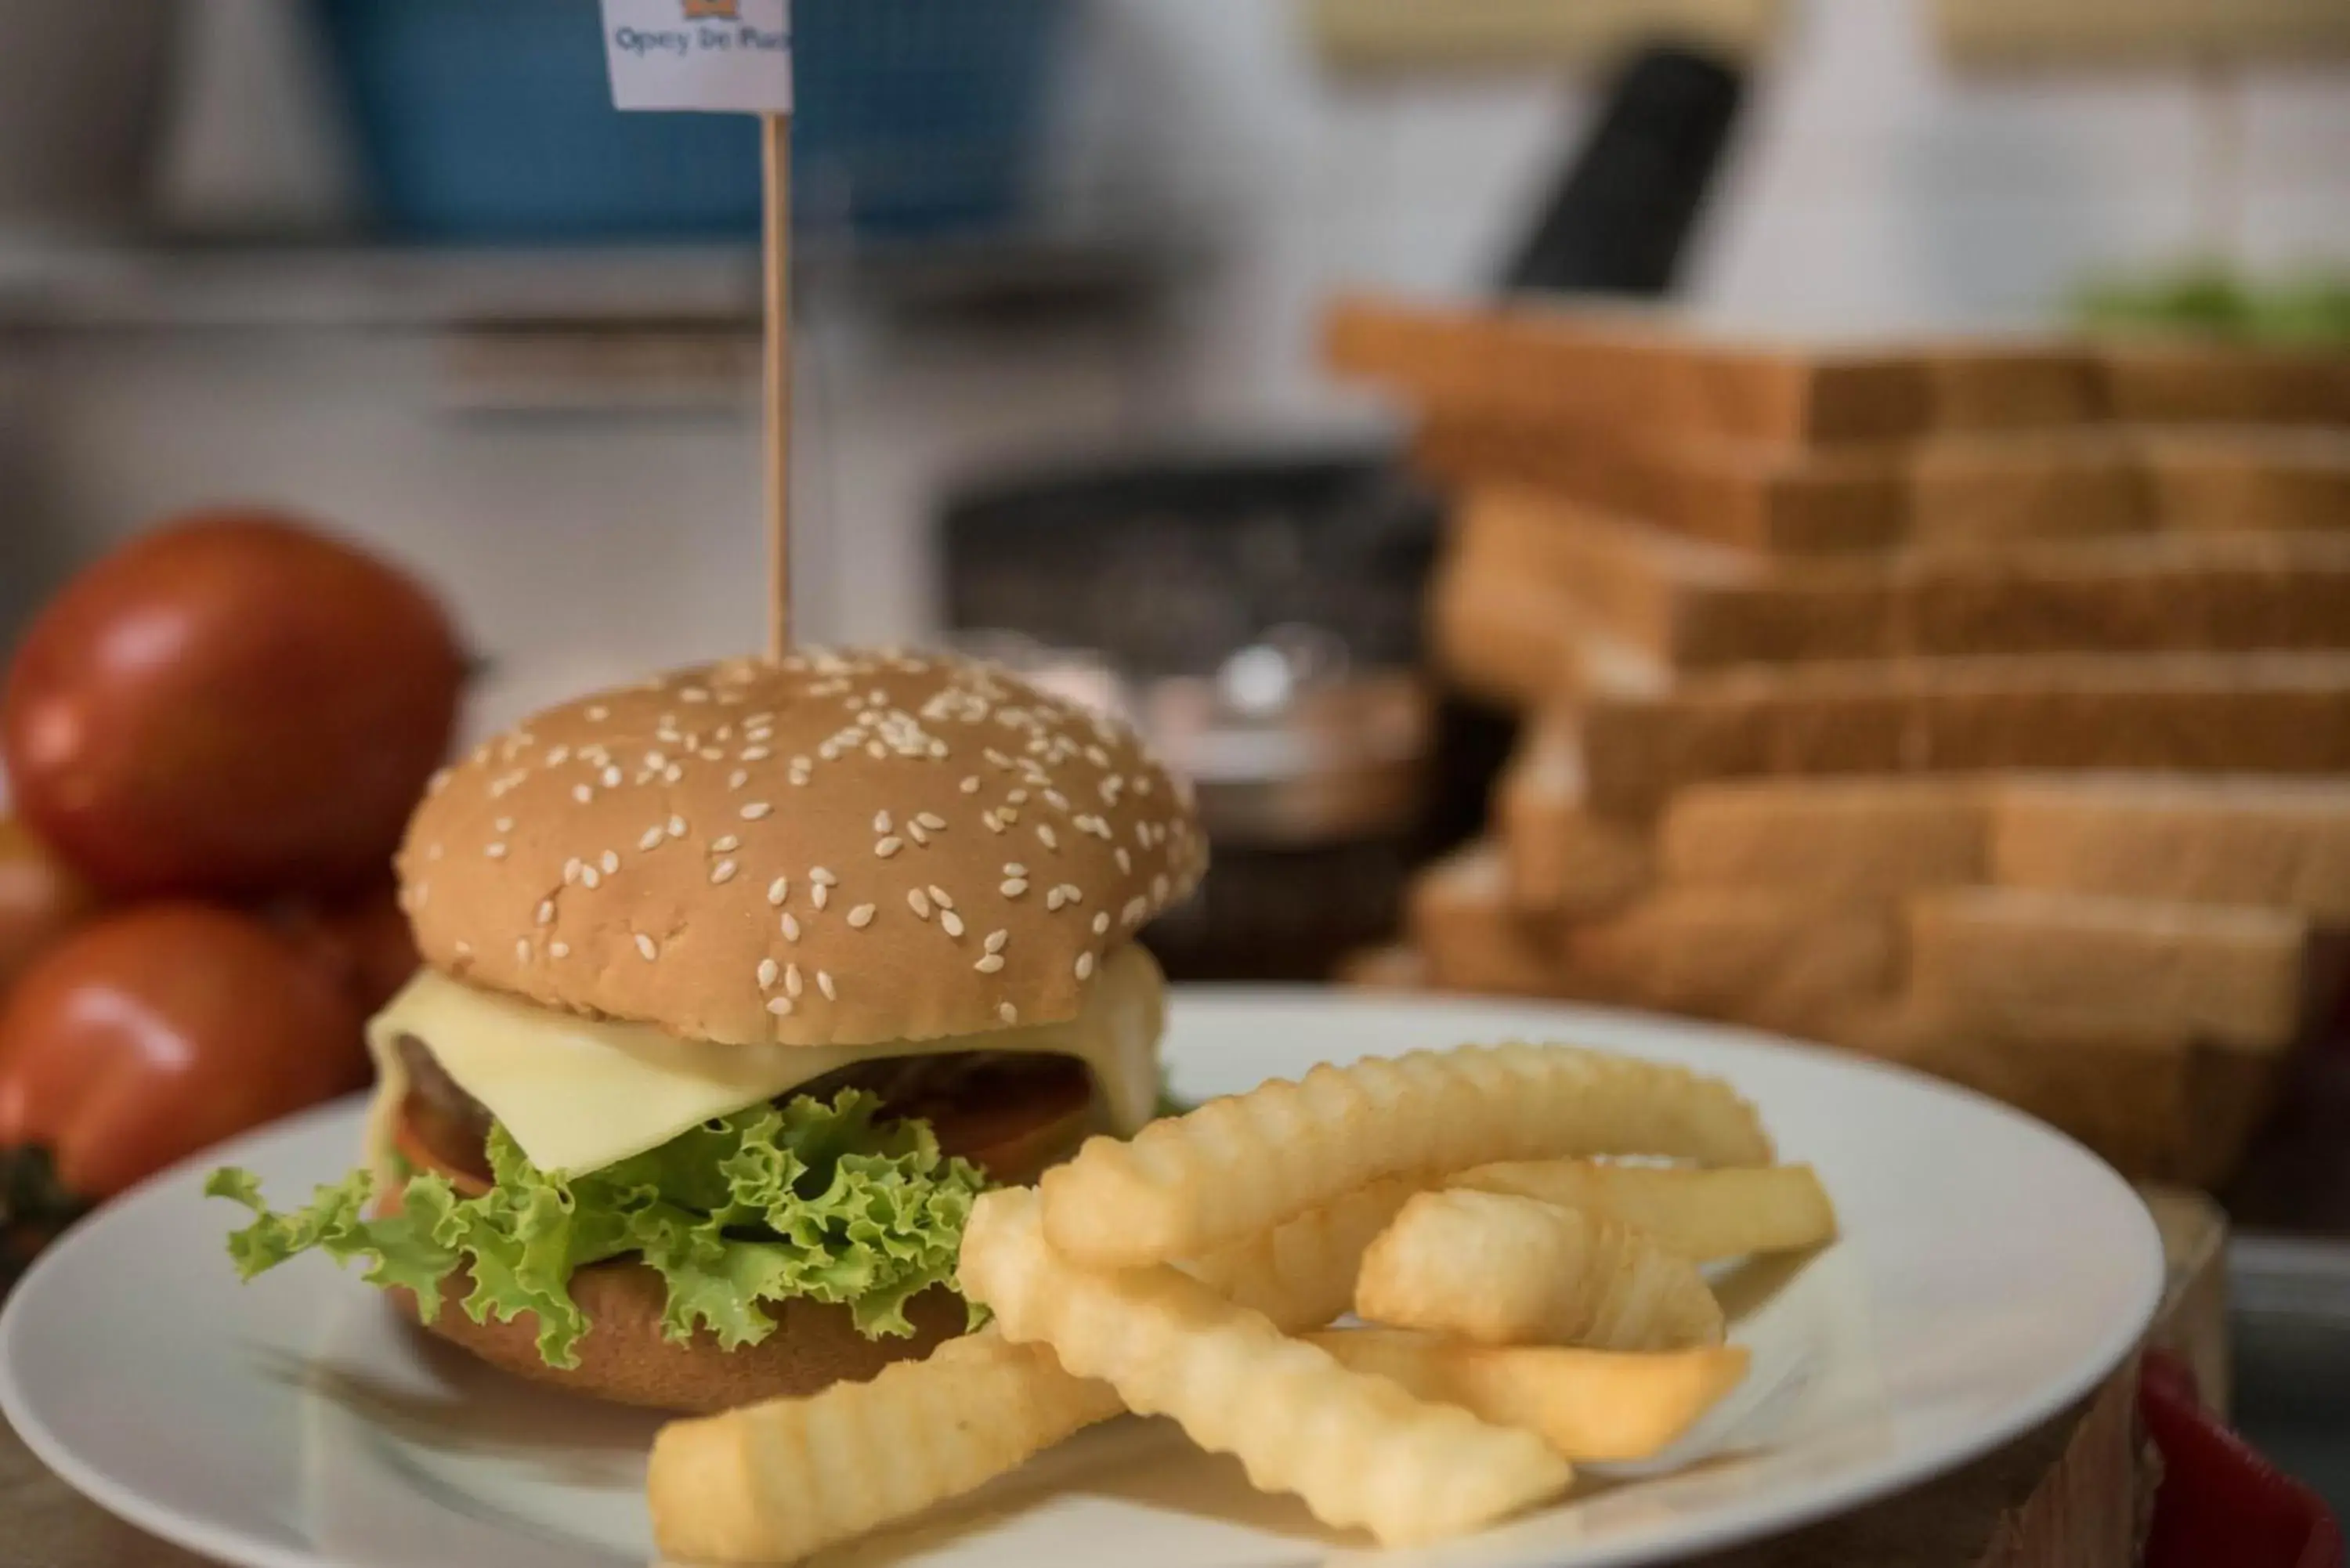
(602, 0), (794, 114)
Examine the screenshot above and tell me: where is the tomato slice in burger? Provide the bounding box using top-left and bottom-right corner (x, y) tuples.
(909, 1059), (1096, 1185)
(392, 1094), (494, 1198)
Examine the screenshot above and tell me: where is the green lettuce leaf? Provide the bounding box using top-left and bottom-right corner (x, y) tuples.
(207, 1091), (987, 1370)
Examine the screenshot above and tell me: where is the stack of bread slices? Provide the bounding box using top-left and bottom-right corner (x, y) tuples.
(1331, 295), (2350, 1185)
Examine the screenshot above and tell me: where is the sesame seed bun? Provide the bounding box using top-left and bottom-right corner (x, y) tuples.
(396, 651), (1206, 1048)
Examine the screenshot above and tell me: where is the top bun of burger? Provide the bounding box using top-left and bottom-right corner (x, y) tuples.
(396, 650), (1205, 1049)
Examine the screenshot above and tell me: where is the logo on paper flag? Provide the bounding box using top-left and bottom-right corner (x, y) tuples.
(602, 0), (793, 114)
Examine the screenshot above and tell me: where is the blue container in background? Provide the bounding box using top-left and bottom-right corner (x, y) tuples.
(317, 0), (1069, 242)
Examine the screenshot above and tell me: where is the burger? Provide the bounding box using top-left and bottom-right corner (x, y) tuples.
(211, 650), (1205, 1412)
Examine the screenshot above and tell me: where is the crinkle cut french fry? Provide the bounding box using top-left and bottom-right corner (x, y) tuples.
(960, 1187), (1572, 1548)
(1307, 1330), (1750, 1462)
(648, 1330), (1121, 1565)
(1356, 1188), (1724, 1350)
(1183, 1174), (1426, 1331)
(1042, 1043), (1772, 1268)
(1451, 1161), (1838, 1261)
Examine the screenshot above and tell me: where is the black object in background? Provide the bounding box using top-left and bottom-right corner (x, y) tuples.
(1424, 42), (1748, 855)
(1500, 44), (1745, 294)
(939, 42), (1750, 982)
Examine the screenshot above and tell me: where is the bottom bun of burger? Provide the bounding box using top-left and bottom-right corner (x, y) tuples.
(378, 1180), (966, 1414)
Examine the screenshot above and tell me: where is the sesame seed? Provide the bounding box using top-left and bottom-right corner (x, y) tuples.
(916, 813), (947, 832)
(985, 930), (1008, 954)
(645, 751), (667, 771)
(494, 816), (515, 833)
(907, 822), (930, 847)
(601, 851), (620, 875)
(866, 742), (887, 760)
(486, 842), (508, 859)
(960, 777), (982, 794)
(927, 886), (955, 909)
(1009, 789), (1030, 806)
(639, 826), (667, 851)
(586, 705), (609, 721)
(818, 971), (837, 1002)
(741, 746), (772, 762)
(728, 770), (750, 790)
(1037, 825), (1059, 851)
(536, 900), (555, 926)
(1058, 883), (1083, 905)
(908, 890), (933, 919)
(974, 954), (1006, 974)
(667, 764), (688, 783)
(768, 877), (790, 906)
(842, 904), (875, 930)
(636, 934), (659, 961)
(875, 836), (904, 858)
(781, 912), (801, 941)
(1045, 887), (1067, 912)
(873, 811), (893, 834)
(941, 910), (966, 938)
(1076, 952), (1096, 981)
(741, 803), (772, 821)
(1124, 896), (1148, 926)
(786, 963), (804, 998)
(999, 1003), (1020, 1025)
(453, 940), (472, 958)
(573, 785), (595, 804)
(1001, 879), (1029, 898)
(1046, 791), (1070, 812)
(1115, 847), (1133, 874)
(812, 867), (838, 887)
(1005, 862), (1029, 877)
(812, 883), (830, 910)
(711, 860), (738, 885)
(713, 835), (740, 853)
(426, 843), (445, 863)
(581, 866), (601, 889)
(1093, 912), (1112, 935)
(515, 939), (533, 964)
(768, 997), (795, 1018)
(759, 959), (779, 988)
(564, 858), (583, 884)
(602, 766), (623, 788)
(550, 941), (571, 959)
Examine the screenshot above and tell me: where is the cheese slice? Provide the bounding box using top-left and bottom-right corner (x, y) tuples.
(363, 945), (1166, 1178)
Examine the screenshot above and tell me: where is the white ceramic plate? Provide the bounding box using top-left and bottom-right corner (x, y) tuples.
(1, 988), (2161, 1568)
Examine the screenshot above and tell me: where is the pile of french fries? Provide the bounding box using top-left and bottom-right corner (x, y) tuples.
(650, 1042), (1837, 1562)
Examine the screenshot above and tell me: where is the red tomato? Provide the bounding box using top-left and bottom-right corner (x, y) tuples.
(3, 511), (465, 898)
(0, 816), (98, 992)
(0, 904), (364, 1202)
(268, 883), (421, 1021)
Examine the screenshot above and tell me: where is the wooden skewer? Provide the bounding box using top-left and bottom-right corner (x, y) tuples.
(761, 111), (794, 661)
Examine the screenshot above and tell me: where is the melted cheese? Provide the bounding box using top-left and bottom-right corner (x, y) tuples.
(363, 945), (1165, 1177)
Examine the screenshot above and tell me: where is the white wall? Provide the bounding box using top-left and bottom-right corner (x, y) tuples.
(13, 0), (2348, 739)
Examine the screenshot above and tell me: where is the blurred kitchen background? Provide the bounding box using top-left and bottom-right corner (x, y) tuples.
(3, 0), (2342, 692)
(3, 0), (2342, 979)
